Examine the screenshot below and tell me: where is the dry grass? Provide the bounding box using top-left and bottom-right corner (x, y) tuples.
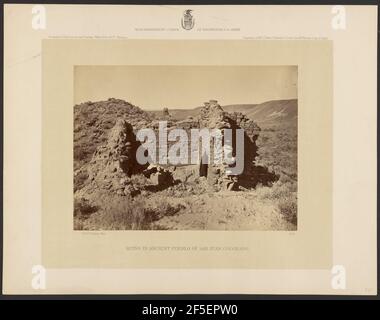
(278, 194), (297, 225)
(74, 197), (98, 217)
(74, 169), (89, 192)
(78, 196), (146, 230)
(75, 194), (186, 230)
(254, 181), (297, 226)
(254, 121), (298, 228)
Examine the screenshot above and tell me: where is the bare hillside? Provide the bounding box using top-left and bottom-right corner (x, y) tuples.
(148, 99), (297, 126)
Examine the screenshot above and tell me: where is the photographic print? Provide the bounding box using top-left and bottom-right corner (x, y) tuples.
(73, 66), (298, 231)
(4, 3), (376, 295)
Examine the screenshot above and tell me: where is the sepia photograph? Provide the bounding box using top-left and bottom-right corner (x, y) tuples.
(73, 66), (298, 231)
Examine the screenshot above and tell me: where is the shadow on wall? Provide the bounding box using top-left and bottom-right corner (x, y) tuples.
(197, 114), (279, 190)
(233, 120), (279, 189)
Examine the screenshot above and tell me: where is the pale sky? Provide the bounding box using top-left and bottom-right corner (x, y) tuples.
(75, 65), (297, 109)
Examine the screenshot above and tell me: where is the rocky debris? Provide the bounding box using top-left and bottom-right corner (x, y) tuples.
(143, 163), (159, 178)
(147, 165), (174, 187)
(206, 164), (223, 190)
(175, 118), (199, 130)
(151, 119), (176, 130)
(172, 165), (198, 184)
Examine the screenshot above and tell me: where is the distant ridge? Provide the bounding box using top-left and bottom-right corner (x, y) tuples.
(148, 99), (297, 125)
(224, 99), (297, 124)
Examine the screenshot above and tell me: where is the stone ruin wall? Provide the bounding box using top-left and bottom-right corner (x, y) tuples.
(80, 99), (263, 197)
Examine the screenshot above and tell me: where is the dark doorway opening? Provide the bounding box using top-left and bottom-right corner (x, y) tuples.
(199, 159), (208, 178)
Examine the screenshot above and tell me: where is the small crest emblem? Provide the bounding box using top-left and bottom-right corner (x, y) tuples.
(181, 9), (195, 30)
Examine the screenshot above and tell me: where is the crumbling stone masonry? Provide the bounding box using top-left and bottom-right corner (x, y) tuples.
(197, 100), (261, 190)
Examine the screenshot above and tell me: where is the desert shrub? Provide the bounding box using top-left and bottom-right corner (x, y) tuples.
(87, 119), (96, 126)
(256, 122), (297, 182)
(256, 181), (292, 200)
(254, 181), (297, 228)
(279, 173), (293, 184)
(102, 121), (115, 129)
(278, 195), (297, 226)
(74, 125), (82, 133)
(89, 196), (149, 230)
(144, 200), (185, 222)
(74, 170), (89, 192)
(271, 182), (293, 199)
(74, 197), (97, 217)
(74, 218), (84, 230)
(74, 146), (89, 161)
